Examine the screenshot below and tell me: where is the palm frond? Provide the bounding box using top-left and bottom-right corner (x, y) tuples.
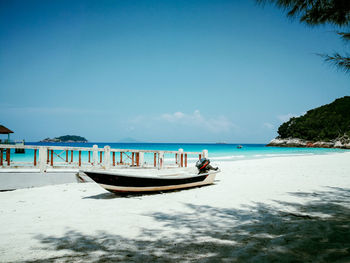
(257, 0), (350, 26)
(337, 32), (350, 41)
(320, 53), (350, 72)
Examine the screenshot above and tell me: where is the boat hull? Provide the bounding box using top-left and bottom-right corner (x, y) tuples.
(82, 170), (218, 193)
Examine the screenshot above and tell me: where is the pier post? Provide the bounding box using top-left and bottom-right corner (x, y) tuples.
(185, 153), (187, 167)
(79, 151), (81, 167)
(0, 149), (3, 166)
(92, 145), (98, 165)
(39, 147), (47, 172)
(104, 146), (111, 169)
(120, 152), (123, 164)
(158, 151), (164, 169)
(202, 149), (208, 159)
(136, 152), (140, 166)
(154, 153), (157, 167)
(34, 149), (37, 166)
(178, 148), (184, 167)
(139, 152), (144, 167)
(113, 152), (115, 166)
(6, 149), (10, 166)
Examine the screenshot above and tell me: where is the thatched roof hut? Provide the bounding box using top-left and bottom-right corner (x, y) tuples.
(0, 125), (14, 143)
(0, 125), (14, 134)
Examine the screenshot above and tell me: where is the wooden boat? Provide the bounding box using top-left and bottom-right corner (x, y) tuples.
(81, 167), (220, 193)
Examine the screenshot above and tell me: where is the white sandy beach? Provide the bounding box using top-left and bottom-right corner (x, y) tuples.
(0, 152), (349, 262)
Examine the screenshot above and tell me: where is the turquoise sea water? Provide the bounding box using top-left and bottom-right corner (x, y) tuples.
(5, 142), (347, 165)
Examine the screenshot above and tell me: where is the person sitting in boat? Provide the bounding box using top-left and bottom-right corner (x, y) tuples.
(196, 158), (218, 174)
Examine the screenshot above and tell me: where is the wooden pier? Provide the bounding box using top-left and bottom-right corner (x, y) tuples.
(0, 145), (207, 173)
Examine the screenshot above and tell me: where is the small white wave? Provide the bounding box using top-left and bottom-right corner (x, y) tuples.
(163, 155), (246, 162)
(210, 155), (245, 160)
(163, 157), (201, 162)
(160, 152), (316, 163)
(253, 153), (314, 158)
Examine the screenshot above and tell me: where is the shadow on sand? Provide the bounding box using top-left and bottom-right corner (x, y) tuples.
(29, 187), (350, 262)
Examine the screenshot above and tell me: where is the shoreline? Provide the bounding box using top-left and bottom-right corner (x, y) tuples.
(0, 152), (349, 262)
(2, 143), (346, 164)
(1, 151), (347, 191)
(267, 137), (350, 149)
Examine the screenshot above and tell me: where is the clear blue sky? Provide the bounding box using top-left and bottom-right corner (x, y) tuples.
(0, 0), (349, 143)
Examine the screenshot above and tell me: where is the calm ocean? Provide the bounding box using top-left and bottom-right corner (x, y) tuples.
(7, 142), (346, 164)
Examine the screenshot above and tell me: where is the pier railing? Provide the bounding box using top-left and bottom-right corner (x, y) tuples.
(0, 145), (207, 172)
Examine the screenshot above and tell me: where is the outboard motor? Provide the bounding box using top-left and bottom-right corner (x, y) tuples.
(196, 158), (218, 174)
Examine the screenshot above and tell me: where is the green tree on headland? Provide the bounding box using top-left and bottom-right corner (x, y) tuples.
(257, 0), (350, 72)
(277, 96), (350, 141)
(41, 135), (88, 142)
(56, 135), (88, 142)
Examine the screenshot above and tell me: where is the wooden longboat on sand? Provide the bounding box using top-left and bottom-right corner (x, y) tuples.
(81, 167), (220, 193)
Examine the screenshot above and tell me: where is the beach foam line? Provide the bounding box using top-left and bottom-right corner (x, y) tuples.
(253, 153), (314, 158)
(209, 155), (246, 160)
(152, 152), (331, 163)
(163, 155), (246, 162)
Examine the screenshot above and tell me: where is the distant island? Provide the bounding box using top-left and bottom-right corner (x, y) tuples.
(118, 137), (140, 143)
(41, 135), (88, 143)
(267, 96), (350, 149)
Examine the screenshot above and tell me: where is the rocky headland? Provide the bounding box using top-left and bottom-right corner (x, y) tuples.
(267, 136), (350, 149)
(40, 135), (88, 143)
(267, 96), (350, 149)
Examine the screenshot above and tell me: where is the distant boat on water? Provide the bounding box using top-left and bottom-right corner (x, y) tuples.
(237, 145), (243, 149)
